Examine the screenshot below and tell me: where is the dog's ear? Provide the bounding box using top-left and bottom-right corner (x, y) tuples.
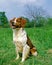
(21, 18), (26, 27)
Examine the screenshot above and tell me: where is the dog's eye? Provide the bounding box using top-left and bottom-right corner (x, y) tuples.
(18, 20), (21, 22)
(17, 20), (21, 22)
(16, 19), (20, 22)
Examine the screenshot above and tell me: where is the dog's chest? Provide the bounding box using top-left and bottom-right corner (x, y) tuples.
(13, 28), (27, 46)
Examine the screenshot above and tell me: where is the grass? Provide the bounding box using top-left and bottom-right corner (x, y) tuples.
(0, 27), (52, 65)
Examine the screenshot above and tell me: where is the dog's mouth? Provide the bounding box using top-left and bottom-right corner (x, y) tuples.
(12, 25), (18, 29)
(10, 22), (18, 29)
(12, 24), (20, 29)
(12, 24), (15, 26)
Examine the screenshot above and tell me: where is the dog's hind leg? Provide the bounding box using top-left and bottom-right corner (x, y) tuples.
(21, 44), (30, 62)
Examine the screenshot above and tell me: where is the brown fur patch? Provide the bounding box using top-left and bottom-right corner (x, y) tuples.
(27, 36), (34, 49)
(10, 17), (26, 28)
(16, 17), (26, 27)
(30, 47), (37, 53)
(10, 17), (16, 27)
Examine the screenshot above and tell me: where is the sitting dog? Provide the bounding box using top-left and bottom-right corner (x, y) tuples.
(10, 17), (37, 62)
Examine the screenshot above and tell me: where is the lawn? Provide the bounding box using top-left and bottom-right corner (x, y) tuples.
(0, 27), (52, 65)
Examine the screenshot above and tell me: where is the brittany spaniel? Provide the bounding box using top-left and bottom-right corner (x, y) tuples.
(10, 17), (37, 62)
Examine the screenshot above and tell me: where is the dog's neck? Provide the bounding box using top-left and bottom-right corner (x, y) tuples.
(13, 28), (24, 34)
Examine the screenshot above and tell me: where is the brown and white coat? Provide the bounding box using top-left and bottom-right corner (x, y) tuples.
(10, 17), (37, 62)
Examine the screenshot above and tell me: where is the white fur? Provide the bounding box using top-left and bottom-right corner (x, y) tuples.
(13, 28), (27, 46)
(13, 28), (30, 62)
(32, 52), (37, 56)
(14, 18), (17, 24)
(22, 44), (30, 62)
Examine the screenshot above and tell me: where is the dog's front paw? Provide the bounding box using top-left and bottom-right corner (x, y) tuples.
(21, 58), (25, 62)
(15, 55), (19, 60)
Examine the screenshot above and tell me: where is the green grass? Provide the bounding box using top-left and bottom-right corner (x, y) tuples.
(0, 27), (52, 65)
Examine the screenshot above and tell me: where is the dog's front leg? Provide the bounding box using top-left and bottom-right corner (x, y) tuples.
(15, 47), (19, 60)
(21, 44), (30, 62)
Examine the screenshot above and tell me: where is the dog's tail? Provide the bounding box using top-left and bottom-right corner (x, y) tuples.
(30, 47), (37, 56)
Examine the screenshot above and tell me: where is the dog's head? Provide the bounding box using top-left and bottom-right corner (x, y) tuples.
(10, 17), (26, 29)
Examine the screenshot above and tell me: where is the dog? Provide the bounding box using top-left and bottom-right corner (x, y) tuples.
(10, 17), (37, 62)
